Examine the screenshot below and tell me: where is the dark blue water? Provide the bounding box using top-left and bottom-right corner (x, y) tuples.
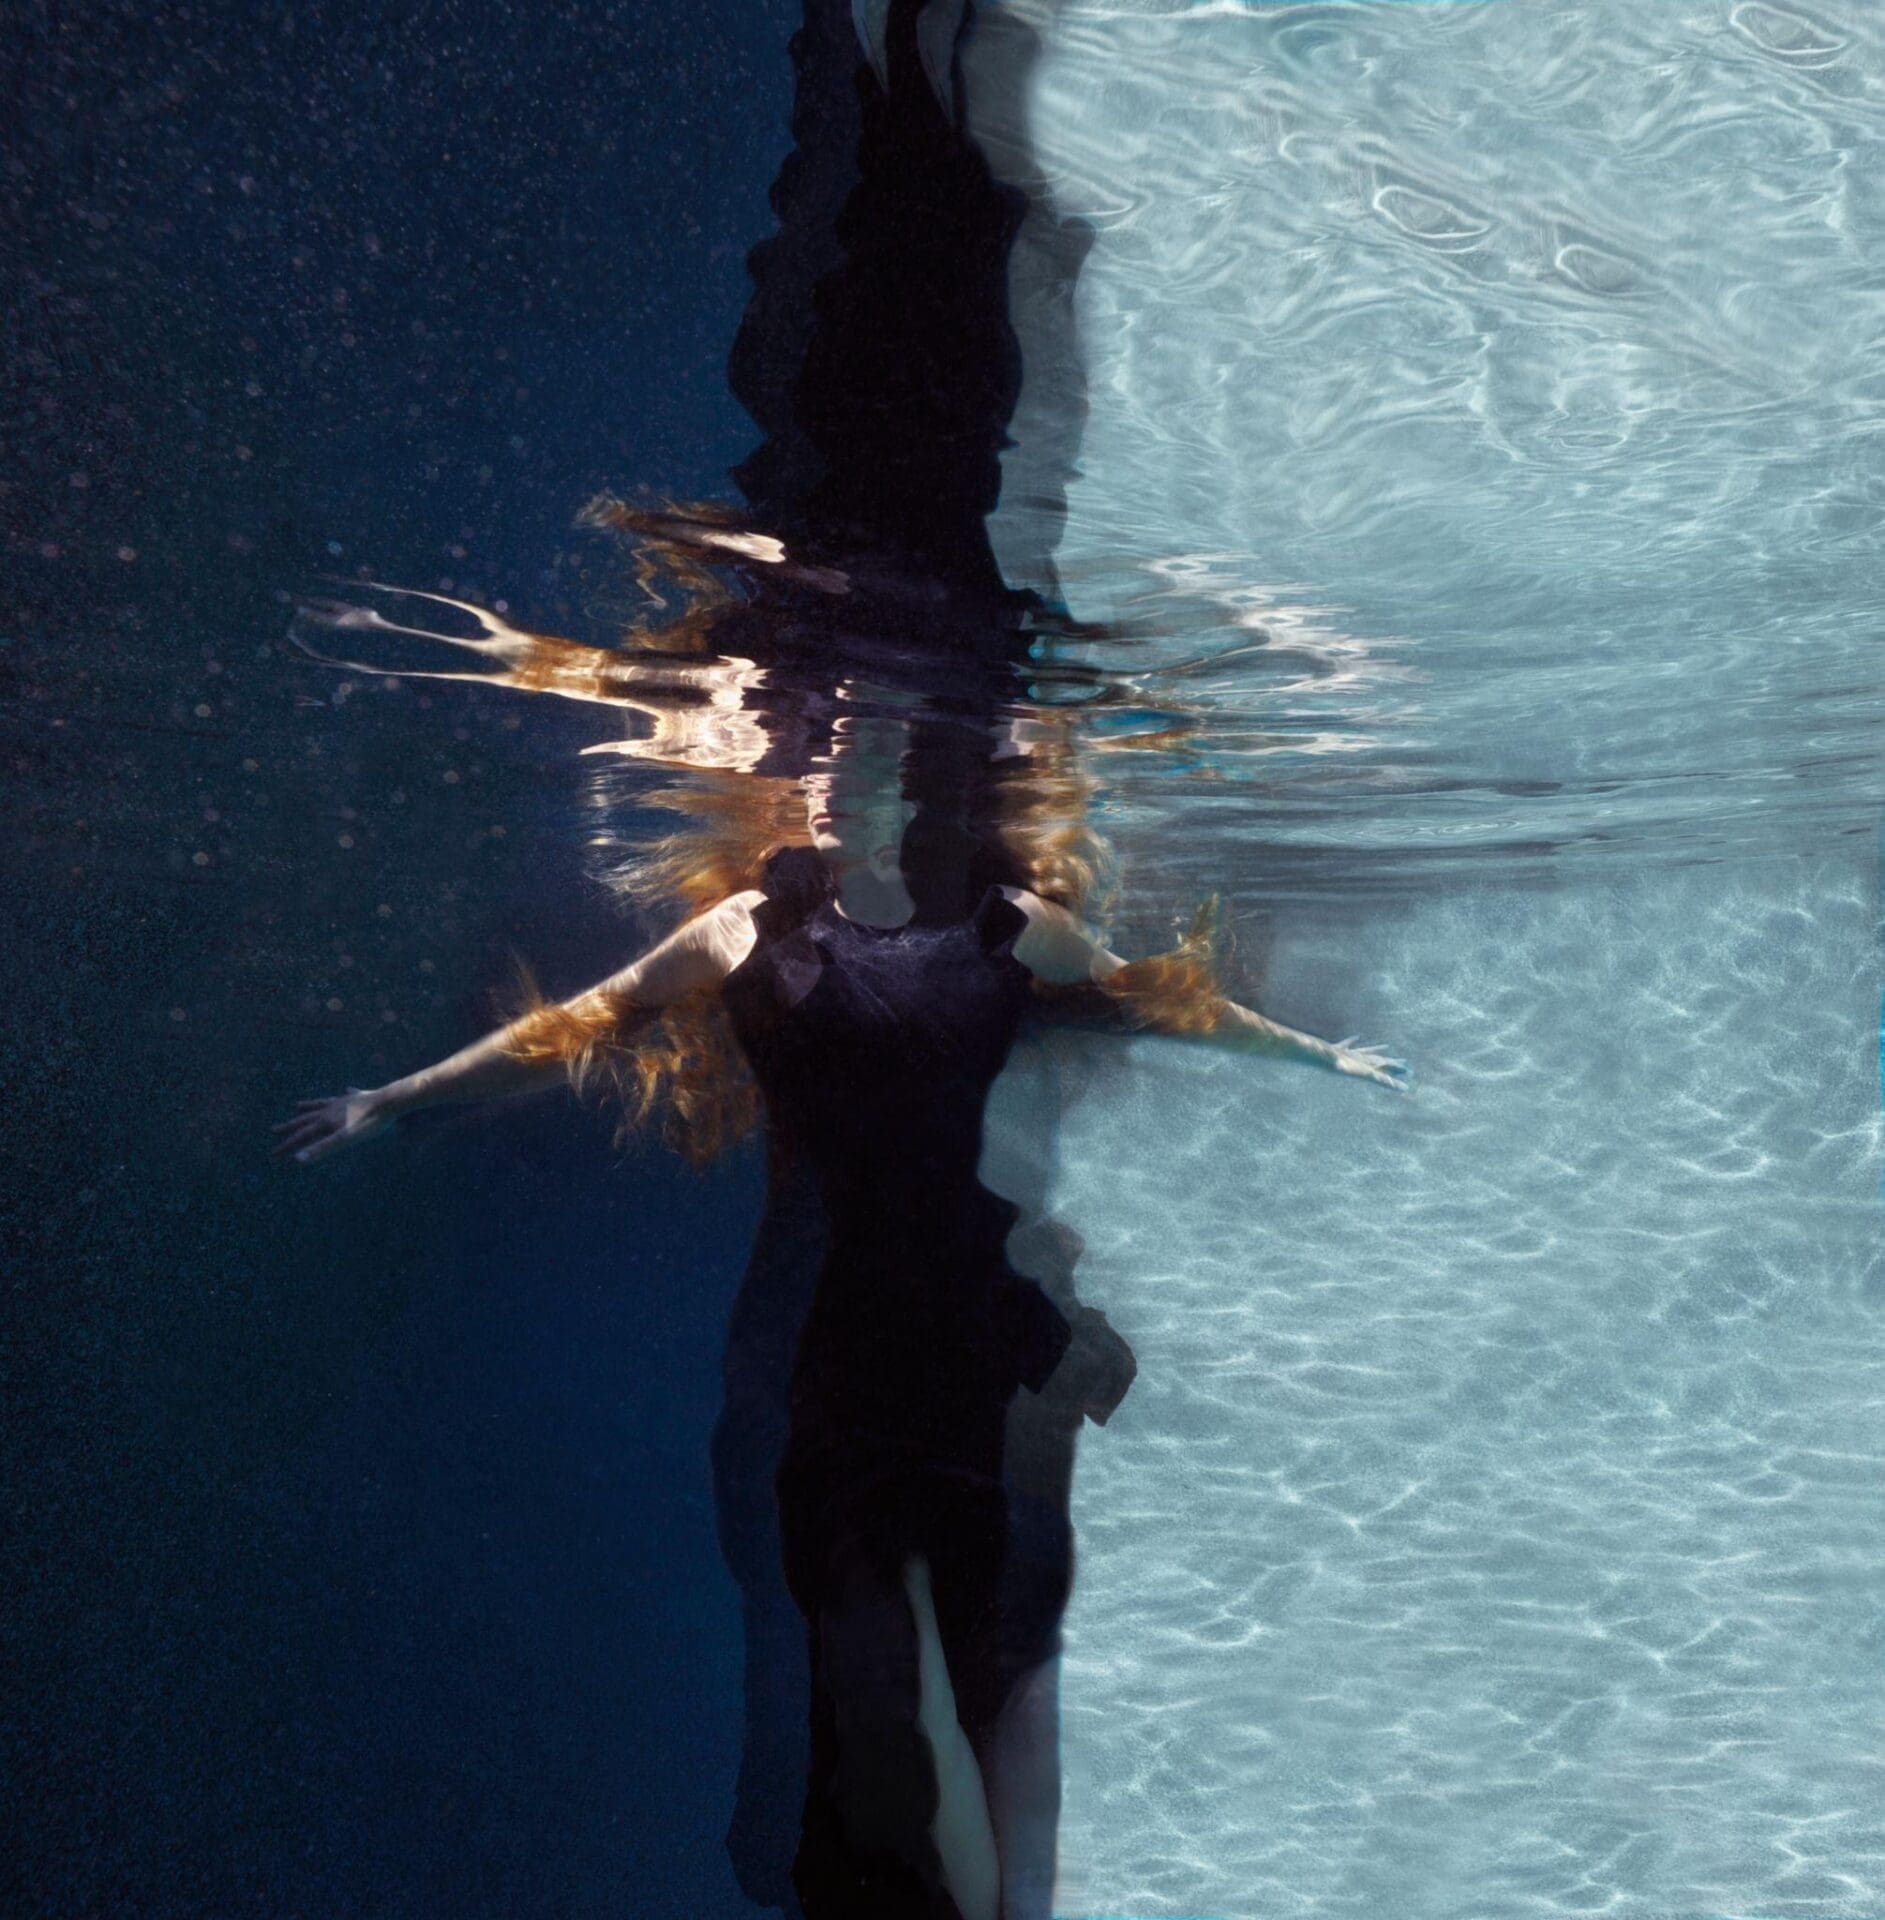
(7, 5), (797, 1913)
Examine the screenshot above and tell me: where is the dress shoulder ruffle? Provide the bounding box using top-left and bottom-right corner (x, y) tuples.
(970, 884), (1029, 961)
(754, 845), (835, 928)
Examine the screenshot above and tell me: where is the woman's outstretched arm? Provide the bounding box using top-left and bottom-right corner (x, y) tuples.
(274, 890), (765, 1164)
(1002, 889), (1407, 1090)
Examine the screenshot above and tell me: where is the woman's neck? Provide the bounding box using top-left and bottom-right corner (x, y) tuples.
(832, 863), (916, 928)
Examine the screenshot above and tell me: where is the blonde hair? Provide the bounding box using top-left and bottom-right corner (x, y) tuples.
(498, 511), (1228, 1163)
(502, 972), (761, 1169)
(504, 772), (802, 1166)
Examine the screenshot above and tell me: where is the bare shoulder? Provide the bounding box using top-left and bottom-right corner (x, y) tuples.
(703, 887), (767, 924)
(994, 885), (1065, 928)
(682, 889), (766, 971)
(666, 889), (763, 937)
(605, 890), (767, 1002)
(995, 887), (1114, 984)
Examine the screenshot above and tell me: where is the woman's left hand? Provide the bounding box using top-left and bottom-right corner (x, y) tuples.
(1330, 1039), (1410, 1090)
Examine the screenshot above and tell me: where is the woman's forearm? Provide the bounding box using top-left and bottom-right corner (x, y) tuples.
(1206, 998), (1343, 1069)
(364, 900), (744, 1124)
(371, 1024), (567, 1119)
(1211, 999), (1407, 1087)
(1006, 888), (1403, 1087)
(280, 904), (754, 1164)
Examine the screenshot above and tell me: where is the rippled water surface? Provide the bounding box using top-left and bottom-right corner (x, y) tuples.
(981, 0), (1885, 899)
(971, 4), (1885, 1914)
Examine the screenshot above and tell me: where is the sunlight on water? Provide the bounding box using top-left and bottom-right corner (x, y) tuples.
(981, 0), (1885, 903)
(971, 3), (1885, 1913)
(1035, 861), (1882, 1919)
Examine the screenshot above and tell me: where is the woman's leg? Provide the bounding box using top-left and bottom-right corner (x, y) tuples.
(986, 1389), (1082, 1920)
(986, 1655), (1063, 1920)
(780, 1389), (1020, 1917)
(903, 1553), (1001, 1920)
(793, 1539), (962, 1919)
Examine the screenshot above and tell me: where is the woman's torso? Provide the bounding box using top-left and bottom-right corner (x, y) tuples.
(720, 847), (1070, 1416)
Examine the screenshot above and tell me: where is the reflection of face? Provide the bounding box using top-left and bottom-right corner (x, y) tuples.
(802, 717), (916, 877)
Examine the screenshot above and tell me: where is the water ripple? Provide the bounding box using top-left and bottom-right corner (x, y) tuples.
(971, 9), (1885, 1914)
(982, 0), (1885, 900)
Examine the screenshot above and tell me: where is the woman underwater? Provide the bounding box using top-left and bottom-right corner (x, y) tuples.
(276, 665), (1404, 1920)
(276, 3), (1409, 1907)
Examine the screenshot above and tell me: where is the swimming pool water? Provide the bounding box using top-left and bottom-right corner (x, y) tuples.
(11, 4), (1884, 1915)
(969, 3), (1885, 1913)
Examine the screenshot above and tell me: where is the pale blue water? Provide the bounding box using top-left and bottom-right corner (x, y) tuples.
(971, 4), (1885, 1914)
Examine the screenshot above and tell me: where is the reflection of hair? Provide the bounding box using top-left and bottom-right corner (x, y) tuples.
(576, 495), (744, 653)
(501, 511), (1226, 1164)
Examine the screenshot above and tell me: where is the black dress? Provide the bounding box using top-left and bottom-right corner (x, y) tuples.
(717, 845), (1076, 1917)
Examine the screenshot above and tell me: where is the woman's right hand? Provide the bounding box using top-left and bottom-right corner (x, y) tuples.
(273, 1088), (393, 1165)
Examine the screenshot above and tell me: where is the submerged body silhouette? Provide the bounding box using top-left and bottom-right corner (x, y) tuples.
(717, 846), (1076, 1916)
